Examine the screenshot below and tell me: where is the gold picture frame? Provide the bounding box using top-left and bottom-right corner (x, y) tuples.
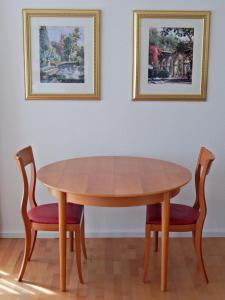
(23, 9), (100, 100)
(132, 10), (210, 101)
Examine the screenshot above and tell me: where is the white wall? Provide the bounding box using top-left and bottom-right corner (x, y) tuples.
(1, 0), (225, 237)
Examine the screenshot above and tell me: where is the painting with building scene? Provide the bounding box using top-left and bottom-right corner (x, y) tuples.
(39, 26), (84, 83)
(148, 27), (194, 84)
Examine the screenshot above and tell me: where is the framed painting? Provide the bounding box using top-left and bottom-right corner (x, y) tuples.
(132, 11), (210, 101)
(23, 9), (100, 100)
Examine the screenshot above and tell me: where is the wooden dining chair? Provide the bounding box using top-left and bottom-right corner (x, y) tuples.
(15, 146), (87, 284)
(143, 147), (215, 283)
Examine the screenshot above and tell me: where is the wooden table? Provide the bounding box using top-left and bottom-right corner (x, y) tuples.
(37, 156), (191, 292)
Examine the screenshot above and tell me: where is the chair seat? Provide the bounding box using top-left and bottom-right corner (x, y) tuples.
(28, 203), (83, 224)
(146, 203), (199, 225)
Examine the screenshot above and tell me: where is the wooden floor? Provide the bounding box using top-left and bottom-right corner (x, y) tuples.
(0, 237), (225, 300)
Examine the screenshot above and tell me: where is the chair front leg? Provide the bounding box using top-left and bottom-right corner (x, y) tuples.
(75, 225), (84, 284)
(69, 231), (74, 252)
(143, 224), (151, 282)
(81, 217), (87, 259)
(154, 231), (159, 252)
(192, 230), (196, 252)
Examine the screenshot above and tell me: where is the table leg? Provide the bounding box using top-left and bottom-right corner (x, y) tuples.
(161, 192), (170, 292)
(58, 191), (67, 291)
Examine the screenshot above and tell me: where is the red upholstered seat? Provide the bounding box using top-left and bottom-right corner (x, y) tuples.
(28, 203), (83, 224)
(146, 203), (200, 225)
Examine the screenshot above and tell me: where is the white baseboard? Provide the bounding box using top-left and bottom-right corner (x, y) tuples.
(1, 230), (225, 238)
(0, 231), (58, 238)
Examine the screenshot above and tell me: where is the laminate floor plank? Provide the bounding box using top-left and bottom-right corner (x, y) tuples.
(0, 238), (225, 300)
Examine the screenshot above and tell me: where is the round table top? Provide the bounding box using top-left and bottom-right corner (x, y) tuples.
(37, 156), (192, 198)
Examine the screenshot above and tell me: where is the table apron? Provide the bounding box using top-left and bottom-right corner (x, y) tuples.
(48, 188), (180, 207)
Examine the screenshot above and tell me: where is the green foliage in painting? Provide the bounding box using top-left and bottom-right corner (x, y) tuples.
(39, 26), (85, 83)
(148, 27), (194, 84)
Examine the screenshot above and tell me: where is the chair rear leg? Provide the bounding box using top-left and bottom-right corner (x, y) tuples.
(28, 229), (37, 261)
(18, 228), (31, 281)
(69, 231), (74, 252)
(75, 225), (84, 284)
(143, 224), (151, 282)
(154, 231), (159, 252)
(81, 217), (87, 259)
(195, 227), (209, 283)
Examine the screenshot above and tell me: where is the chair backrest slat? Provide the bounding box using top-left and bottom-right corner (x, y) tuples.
(15, 146), (37, 217)
(15, 146), (34, 167)
(193, 147), (215, 213)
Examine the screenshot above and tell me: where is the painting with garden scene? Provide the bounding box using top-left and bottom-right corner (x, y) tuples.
(39, 26), (84, 83)
(148, 27), (194, 84)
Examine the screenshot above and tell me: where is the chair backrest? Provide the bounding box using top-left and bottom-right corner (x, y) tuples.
(15, 146), (37, 224)
(193, 147), (215, 219)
